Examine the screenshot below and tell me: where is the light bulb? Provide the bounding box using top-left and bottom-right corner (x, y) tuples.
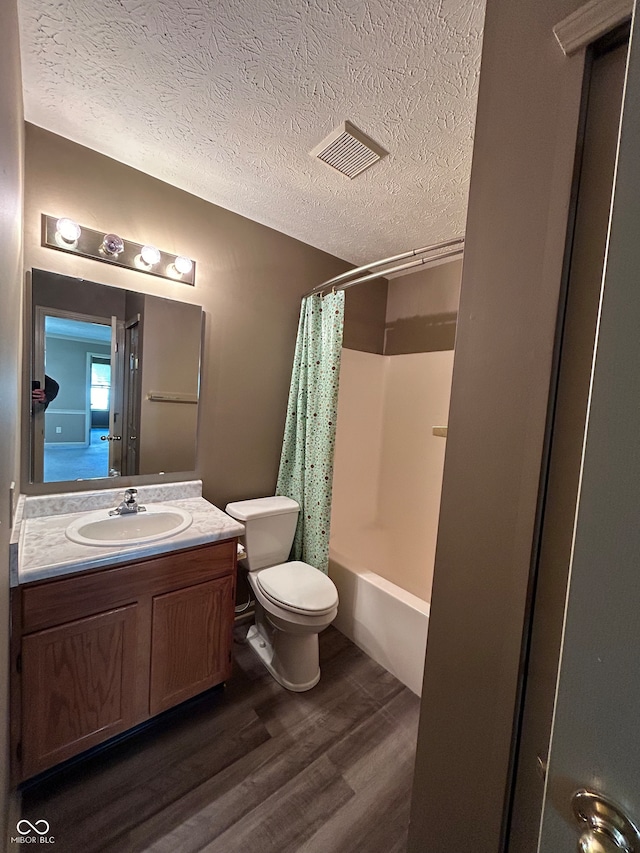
(56, 218), (81, 243)
(141, 245), (161, 266)
(174, 256), (193, 275)
(102, 233), (124, 256)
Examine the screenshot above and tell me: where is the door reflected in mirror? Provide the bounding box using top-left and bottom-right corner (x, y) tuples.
(37, 313), (114, 482)
(29, 269), (203, 485)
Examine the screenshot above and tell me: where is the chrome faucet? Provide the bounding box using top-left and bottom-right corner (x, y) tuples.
(109, 488), (146, 516)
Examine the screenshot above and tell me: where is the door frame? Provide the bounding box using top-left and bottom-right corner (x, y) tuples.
(538, 0), (640, 846)
(85, 351), (111, 445)
(31, 306), (112, 481)
(506, 24), (630, 851)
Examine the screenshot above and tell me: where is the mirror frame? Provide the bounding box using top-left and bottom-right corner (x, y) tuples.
(22, 270), (204, 494)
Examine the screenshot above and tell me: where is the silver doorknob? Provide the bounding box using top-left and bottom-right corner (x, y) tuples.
(579, 834), (628, 853)
(572, 790), (640, 853)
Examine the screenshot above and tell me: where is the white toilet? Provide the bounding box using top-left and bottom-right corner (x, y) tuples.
(225, 496), (339, 692)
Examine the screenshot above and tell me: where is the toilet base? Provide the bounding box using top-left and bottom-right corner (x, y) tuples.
(246, 620), (321, 692)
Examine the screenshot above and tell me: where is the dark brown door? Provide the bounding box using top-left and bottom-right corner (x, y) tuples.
(21, 604), (138, 778)
(149, 576), (233, 715)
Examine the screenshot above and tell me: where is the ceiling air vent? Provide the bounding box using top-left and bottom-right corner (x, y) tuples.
(310, 121), (388, 179)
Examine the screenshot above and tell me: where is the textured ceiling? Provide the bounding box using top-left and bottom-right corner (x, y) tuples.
(18, 0), (485, 265)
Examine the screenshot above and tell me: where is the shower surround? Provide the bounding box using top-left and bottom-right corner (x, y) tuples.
(329, 347), (454, 694)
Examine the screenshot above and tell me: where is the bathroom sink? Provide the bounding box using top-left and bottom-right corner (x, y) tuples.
(65, 505), (193, 546)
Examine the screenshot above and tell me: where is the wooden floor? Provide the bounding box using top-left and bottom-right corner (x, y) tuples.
(20, 626), (420, 853)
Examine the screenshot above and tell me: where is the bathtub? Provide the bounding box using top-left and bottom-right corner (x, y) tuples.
(329, 539), (430, 696)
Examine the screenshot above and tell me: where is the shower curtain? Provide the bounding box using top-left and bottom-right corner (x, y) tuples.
(276, 290), (345, 574)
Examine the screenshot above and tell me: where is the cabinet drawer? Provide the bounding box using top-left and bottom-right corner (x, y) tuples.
(22, 539), (236, 633)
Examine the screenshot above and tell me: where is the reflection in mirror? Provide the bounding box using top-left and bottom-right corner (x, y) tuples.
(35, 312), (115, 481)
(29, 269), (203, 485)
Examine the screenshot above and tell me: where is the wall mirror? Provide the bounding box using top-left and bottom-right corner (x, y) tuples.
(28, 269), (203, 484)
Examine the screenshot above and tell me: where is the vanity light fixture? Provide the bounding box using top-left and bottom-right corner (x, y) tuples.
(167, 255), (194, 279)
(101, 233), (125, 257)
(55, 217), (81, 245)
(41, 214), (196, 285)
(140, 244), (161, 267)
(174, 255), (193, 275)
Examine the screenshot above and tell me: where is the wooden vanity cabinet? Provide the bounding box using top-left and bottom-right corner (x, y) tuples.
(11, 538), (236, 782)
(149, 574), (233, 715)
(21, 604), (140, 779)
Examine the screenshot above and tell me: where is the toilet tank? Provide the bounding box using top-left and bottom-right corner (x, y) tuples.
(225, 496), (300, 571)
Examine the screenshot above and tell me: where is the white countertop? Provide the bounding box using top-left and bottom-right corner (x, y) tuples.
(13, 481), (244, 586)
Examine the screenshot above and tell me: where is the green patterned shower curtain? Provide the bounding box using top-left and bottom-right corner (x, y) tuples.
(276, 290), (345, 574)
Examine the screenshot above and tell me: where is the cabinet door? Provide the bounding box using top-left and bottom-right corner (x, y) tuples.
(149, 576), (233, 715)
(21, 604), (138, 779)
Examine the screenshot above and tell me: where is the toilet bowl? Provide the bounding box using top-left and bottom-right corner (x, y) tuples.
(225, 497), (339, 692)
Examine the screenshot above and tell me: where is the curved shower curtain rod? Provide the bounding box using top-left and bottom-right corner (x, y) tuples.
(304, 236), (465, 298)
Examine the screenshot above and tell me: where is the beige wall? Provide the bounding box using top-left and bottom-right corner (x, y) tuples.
(384, 258), (462, 354)
(0, 0), (24, 841)
(408, 0), (587, 850)
(23, 125), (386, 507)
(331, 348), (453, 601)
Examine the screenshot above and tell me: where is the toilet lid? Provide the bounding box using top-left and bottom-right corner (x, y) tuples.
(256, 561), (338, 614)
